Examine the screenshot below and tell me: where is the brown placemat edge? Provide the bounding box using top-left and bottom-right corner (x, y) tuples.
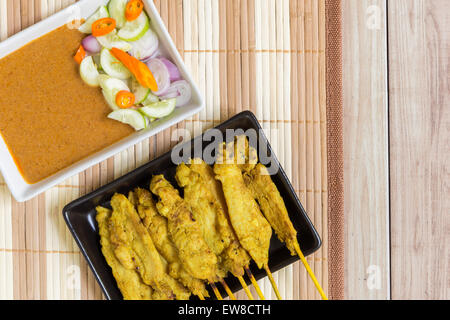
(326, 0), (345, 300)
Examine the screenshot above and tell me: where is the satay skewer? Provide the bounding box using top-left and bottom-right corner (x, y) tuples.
(186, 160), (256, 302)
(237, 276), (254, 300)
(220, 280), (236, 300)
(245, 267), (265, 300)
(176, 162), (253, 301)
(263, 266), (282, 300)
(131, 188), (210, 300)
(210, 283), (223, 300)
(294, 245), (328, 300)
(239, 137), (327, 300)
(244, 162), (328, 300)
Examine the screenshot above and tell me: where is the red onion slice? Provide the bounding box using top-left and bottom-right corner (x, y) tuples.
(146, 58), (170, 96)
(129, 28), (159, 61)
(82, 35), (102, 54)
(149, 47), (162, 59)
(159, 58), (182, 82)
(160, 80), (192, 107)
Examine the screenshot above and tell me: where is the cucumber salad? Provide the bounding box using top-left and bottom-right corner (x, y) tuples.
(74, 0), (191, 131)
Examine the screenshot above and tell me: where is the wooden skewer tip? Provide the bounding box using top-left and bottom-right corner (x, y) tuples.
(295, 245), (328, 300)
(245, 267), (266, 300)
(264, 266), (283, 300)
(221, 279), (237, 300)
(237, 276), (255, 300)
(210, 283), (223, 300)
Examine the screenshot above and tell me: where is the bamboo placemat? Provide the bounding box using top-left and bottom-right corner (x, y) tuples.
(0, 0), (344, 300)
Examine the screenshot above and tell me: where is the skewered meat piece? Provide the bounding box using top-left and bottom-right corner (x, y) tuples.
(214, 142), (272, 269)
(109, 194), (190, 300)
(96, 207), (153, 300)
(243, 163), (300, 256)
(150, 175), (218, 281)
(185, 159), (251, 278)
(176, 163), (230, 279)
(129, 188), (209, 298)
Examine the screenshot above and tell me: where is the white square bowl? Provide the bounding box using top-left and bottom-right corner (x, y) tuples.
(0, 0), (204, 202)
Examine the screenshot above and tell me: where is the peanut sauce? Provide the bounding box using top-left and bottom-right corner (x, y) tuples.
(0, 26), (134, 183)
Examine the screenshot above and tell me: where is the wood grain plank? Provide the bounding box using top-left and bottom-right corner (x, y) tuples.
(342, 0), (390, 299)
(388, 0), (450, 300)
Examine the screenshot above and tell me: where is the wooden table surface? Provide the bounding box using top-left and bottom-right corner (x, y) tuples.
(343, 0), (449, 300)
(0, 0), (447, 300)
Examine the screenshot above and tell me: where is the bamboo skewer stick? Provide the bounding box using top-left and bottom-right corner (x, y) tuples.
(295, 245), (328, 300)
(210, 283), (223, 300)
(245, 267), (265, 300)
(221, 280), (236, 300)
(264, 266), (282, 300)
(237, 276), (254, 300)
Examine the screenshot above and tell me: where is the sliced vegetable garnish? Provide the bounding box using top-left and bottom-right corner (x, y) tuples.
(108, 109), (147, 131)
(117, 12), (150, 42)
(74, 45), (86, 64)
(108, 0), (128, 29)
(80, 56), (100, 87)
(129, 28), (159, 61)
(145, 58), (170, 95)
(75, 2), (189, 130)
(160, 80), (192, 107)
(82, 35), (102, 54)
(98, 75), (130, 110)
(159, 58), (182, 82)
(110, 48), (158, 91)
(99, 75), (130, 95)
(139, 98), (177, 119)
(115, 90), (135, 109)
(92, 54), (102, 70)
(96, 30), (132, 51)
(100, 48), (132, 80)
(142, 91), (160, 105)
(102, 89), (120, 111)
(92, 18), (116, 37)
(79, 5), (109, 34)
(126, 0), (145, 21)
(131, 77), (151, 104)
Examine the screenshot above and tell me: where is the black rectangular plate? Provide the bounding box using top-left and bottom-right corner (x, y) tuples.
(63, 111), (321, 300)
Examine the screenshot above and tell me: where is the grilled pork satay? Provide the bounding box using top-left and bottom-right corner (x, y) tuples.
(96, 207), (153, 300)
(129, 188), (209, 299)
(234, 135), (259, 173)
(183, 160), (252, 278)
(176, 163), (230, 280)
(110, 194), (191, 300)
(213, 143), (272, 270)
(243, 164), (300, 256)
(238, 136), (328, 300)
(150, 175), (218, 282)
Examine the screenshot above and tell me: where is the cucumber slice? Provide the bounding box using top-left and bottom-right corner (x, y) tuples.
(98, 75), (130, 110)
(117, 12), (150, 42)
(102, 89), (119, 111)
(92, 54), (103, 71)
(96, 30), (132, 51)
(131, 77), (151, 104)
(142, 92), (159, 105)
(108, 0), (128, 29)
(108, 109), (147, 131)
(100, 48), (132, 80)
(139, 98), (177, 119)
(79, 6), (109, 34)
(80, 56), (100, 87)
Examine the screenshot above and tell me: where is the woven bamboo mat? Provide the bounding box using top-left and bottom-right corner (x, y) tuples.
(0, 0), (343, 300)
